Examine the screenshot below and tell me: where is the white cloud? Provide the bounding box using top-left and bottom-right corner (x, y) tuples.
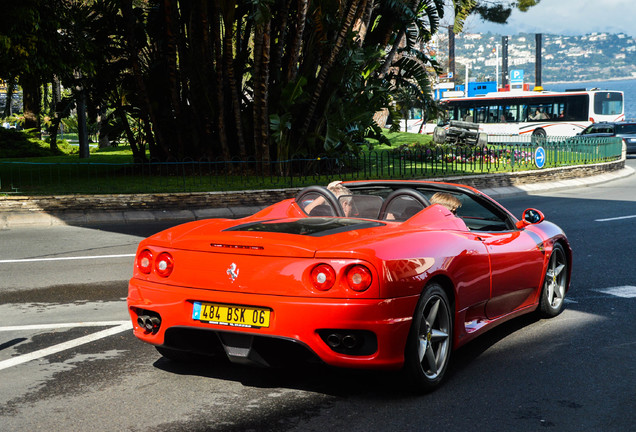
(461, 0), (636, 37)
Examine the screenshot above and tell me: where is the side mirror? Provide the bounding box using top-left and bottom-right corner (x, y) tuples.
(516, 208), (545, 228)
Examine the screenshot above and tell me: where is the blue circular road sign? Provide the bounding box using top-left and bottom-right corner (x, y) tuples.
(535, 146), (546, 169)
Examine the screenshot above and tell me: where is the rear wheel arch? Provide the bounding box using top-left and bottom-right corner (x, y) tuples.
(557, 239), (572, 271)
(426, 274), (456, 312)
(548, 239), (572, 285)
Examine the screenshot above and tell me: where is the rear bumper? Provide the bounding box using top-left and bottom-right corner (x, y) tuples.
(127, 278), (418, 370)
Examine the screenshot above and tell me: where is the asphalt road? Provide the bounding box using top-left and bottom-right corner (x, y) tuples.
(1, 159), (635, 431)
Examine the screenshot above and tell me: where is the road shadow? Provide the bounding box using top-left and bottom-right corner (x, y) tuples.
(151, 311), (544, 400)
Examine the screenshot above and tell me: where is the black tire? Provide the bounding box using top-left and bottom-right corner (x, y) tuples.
(532, 128), (547, 138)
(404, 283), (453, 392)
(539, 243), (568, 317)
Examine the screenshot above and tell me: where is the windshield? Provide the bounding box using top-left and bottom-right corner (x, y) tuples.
(593, 92), (623, 116)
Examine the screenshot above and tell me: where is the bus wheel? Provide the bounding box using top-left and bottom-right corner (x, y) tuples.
(532, 128), (547, 138)
(532, 128), (547, 144)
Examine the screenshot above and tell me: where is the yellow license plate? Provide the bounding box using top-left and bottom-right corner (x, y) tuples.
(192, 301), (270, 328)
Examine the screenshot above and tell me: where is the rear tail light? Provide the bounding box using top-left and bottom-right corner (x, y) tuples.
(155, 252), (174, 277)
(346, 265), (372, 292)
(137, 249), (153, 274)
(311, 264), (336, 291)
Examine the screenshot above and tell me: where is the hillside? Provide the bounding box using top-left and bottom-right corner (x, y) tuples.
(433, 32), (636, 84)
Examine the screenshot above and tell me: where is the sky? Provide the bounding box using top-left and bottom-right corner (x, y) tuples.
(455, 0), (636, 38)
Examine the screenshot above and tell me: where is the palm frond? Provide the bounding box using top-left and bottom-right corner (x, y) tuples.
(453, 0), (477, 33)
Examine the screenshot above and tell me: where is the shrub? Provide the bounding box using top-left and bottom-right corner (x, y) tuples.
(0, 128), (72, 158)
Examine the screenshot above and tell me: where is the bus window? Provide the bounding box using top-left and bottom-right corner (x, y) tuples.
(444, 106), (457, 121)
(567, 95), (589, 120)
(543, 104), (554, 118)
(503, 105), (518, 122)
(553, 103), (565, 120)
(593, 92), (623, 115)
(528, 105), (550, 120)
(456, 106), (468, 121)
(409, 108), (423, 120)
(475, 106), (487, 123)
(486, 105), (499, 123)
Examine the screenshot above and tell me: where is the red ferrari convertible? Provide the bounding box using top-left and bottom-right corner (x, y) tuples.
(127, 180), (571, 391)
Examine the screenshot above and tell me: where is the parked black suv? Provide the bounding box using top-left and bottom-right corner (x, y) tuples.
(579, 122), (636, 154)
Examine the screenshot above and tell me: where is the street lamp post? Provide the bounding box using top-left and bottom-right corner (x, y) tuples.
(456, 60), (471, 97)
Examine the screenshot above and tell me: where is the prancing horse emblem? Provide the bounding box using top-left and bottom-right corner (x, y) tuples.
(226, 263), (239, 282)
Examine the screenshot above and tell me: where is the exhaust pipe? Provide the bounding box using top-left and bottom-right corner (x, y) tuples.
(326, 333), (342, 348)
(137, 315), (148, 328)
(326, 333), (359, 349)
(318, 329), (376, 355)
(342, 334), (358, 349)
(137, 314), (161, 333)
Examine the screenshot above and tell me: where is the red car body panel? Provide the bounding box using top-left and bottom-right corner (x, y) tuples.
(127, 180), (571, 370)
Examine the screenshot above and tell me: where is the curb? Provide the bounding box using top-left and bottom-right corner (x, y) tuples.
(482, 165), (634, 198)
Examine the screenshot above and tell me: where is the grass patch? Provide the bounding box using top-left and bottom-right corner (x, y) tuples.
(366, 131), (432, 151)
(0, 128), (79, 158)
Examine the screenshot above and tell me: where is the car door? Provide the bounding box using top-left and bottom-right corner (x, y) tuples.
(455, 193), (545, 319)
(478, 230), (545, 319)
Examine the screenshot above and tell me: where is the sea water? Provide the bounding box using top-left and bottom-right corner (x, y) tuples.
(545, 78), (636, 120)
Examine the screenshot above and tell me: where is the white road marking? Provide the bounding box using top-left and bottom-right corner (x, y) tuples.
(0, 321), (133, 371)
(594, 286), (636, 298)
(0, 254), (135, 264)
(0, 321), (131, 332)
(595, 215), (636, 222)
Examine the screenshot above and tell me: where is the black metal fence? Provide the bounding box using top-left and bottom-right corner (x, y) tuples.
(0, 136), (623, 195)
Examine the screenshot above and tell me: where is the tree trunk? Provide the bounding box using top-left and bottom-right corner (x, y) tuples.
(378, 30), (405, 78)
(377, 0), (418, 78)
(355, 0), (375, 45)
(163, 0), (185, 156)
(3, 77), (15, 117)
(117, 107), (146, 161)
(21, 73), (41, 132)
(122, 0), (167, 159)
(48, 76), (62, 152)
(287, 0), (308, 81)
(77, 85), (90, 159)
(211, 2), (230, 161)
(253, 18), (271, 169)
(221, 1), (247, 159)
(299, 0), (361, 139)
(98, 106), (111, 148)
(224, 39), (247, 159)
(270, 0), (292, 85)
